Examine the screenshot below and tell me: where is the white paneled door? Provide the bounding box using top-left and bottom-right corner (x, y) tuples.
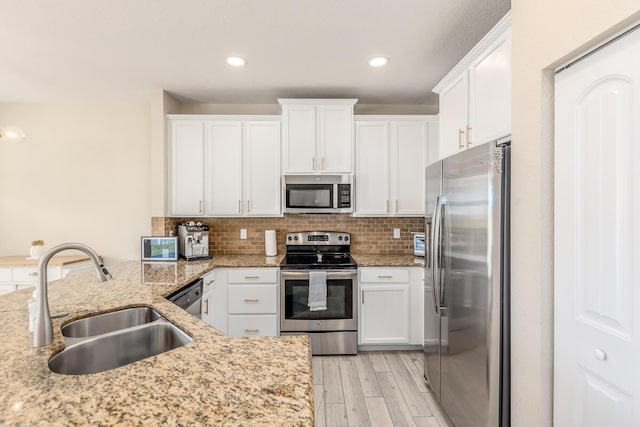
(554, 28), (640, 426)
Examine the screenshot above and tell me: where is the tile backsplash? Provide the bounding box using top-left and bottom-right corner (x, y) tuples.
(152, 215), (424, 256)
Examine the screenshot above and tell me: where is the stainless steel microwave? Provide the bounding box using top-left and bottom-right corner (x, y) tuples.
(283, 175), (353, 213)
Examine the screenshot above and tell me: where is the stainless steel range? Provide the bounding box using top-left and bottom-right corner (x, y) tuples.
(280, 231), (358, 355)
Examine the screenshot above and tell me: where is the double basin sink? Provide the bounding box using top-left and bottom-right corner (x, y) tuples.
(49, 306), (192, 375)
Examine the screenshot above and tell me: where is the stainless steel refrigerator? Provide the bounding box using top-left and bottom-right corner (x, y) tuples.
(423, 140), (510, 427)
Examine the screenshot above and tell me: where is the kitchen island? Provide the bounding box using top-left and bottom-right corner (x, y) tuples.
(0, 256), (313, 426)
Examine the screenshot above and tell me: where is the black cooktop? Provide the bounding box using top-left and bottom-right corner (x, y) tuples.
(280, 253), (357, 270)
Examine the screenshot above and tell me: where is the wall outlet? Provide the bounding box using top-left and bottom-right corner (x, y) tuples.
(393, 228), (401, 239)
(240, 229), (247, 239)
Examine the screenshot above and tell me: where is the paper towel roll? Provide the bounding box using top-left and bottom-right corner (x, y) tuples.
(265, 230), (277, 257)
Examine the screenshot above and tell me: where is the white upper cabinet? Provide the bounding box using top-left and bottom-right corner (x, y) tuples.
(279, 99), (357, 174)
(354, 116), (436, 216)
(205, 121), (243, 216)
(244, 121), (281, 216)
(169, 120), (205, 216)
(433, 12), (511, 160)
(168, 115), (281, 217)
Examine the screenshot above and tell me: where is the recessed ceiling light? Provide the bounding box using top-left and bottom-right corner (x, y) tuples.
(369, 57), (388, 67)
(226, 57), (246, 67)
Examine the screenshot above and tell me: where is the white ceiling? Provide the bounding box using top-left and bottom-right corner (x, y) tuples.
(0, 0), (510, 105)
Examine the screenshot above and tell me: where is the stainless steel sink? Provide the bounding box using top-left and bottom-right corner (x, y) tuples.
(62, 306), (163, 338)
(49, 307), (192, 375)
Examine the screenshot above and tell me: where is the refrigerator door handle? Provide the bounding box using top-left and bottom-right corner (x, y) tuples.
(431, 195), (443, 316)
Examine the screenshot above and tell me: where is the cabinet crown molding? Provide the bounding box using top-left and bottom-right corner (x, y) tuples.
(432, 10), (511, 94)
(166, 114), (281, 121)
(278, 99), (358, 106)
(354, 115), (437, 121)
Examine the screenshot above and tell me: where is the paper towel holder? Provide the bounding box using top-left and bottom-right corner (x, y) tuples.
(265, 229), (277, 257)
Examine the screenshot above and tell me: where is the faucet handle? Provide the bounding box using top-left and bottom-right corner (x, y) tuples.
(98, 265), (113, 281)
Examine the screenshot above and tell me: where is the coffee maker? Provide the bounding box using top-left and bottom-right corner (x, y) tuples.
(177, 222), (212, 260)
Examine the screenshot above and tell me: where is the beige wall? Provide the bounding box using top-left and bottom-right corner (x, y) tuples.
(511, 2), (640, 426)
(0, 102), (151, 263)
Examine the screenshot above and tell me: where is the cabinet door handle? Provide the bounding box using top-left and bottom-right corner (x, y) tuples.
(238, 200), (242, 213)
(244, 276), (260, 279)
(386, 200), (389, 212)
(378, 275), (393, 279)
(458, 129), (465, 149)
(204, 299), (209, 315)
(395, 200), (398, 213)
(244, 298), (260, 303)
(322, 156), (325, 170)
(244, 328), (259, 333)
(466, 125), (472, 147)
(247, 200), (251, 212)
(199, 200), (203, 214)
(362, 289), (365, 304)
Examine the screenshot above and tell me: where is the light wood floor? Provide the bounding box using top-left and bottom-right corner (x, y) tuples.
(312, 351), (453, 427)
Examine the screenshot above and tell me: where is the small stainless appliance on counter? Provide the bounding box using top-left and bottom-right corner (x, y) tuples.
(178, 222), (212, 260)
(280, 231), (358, 355)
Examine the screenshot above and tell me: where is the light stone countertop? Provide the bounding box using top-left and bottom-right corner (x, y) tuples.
(0, 255), (93, 267)
(353, 254), (425, 267)
(0, 255), (313, 426)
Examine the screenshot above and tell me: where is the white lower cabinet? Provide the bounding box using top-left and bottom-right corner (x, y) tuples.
(0, 262), (94, 296)
(200, 267), (279, 337)
(201, 270), (227, 334)
(358, 267), (423, 346)
(228, 315), (278, 337)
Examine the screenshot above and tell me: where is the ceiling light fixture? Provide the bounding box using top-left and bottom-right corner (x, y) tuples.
(369, 57), (388, 67)
(0, 126), (26, 144)
(226, 57), (246, 67)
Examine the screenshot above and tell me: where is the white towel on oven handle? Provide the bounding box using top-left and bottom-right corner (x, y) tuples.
(308, 271), (327, 311)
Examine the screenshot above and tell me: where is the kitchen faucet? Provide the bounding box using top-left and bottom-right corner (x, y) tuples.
(32, 242), (112, 347)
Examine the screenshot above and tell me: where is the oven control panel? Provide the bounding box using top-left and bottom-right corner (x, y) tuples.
(285, 231), (350, 246)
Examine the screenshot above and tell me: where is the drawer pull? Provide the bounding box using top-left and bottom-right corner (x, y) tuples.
(204, 299), (209, 315)
(244, 328), (259, 333)
(362, 289), (365, 304)
(244, 276), (260, 279)
(28, 272), (38, 277)
(244, 298), (260, 303)
(378, 275), (393, 279)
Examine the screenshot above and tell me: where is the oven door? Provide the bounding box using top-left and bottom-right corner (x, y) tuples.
(280, 269), (357, 332)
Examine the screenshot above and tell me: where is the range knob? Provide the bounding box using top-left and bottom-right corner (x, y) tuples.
(287, 236), (292, 241)
(338, 236), (343, 241)
(294, 236), (299, 241)
(344, 236), (349, 242)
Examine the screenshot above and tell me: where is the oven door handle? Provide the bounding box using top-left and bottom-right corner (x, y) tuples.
(281, 270), (357, 280)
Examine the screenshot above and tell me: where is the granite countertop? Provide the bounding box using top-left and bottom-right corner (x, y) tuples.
(0, 255), (312, 426)
(0, 255), (93, 267)
(353, 254), (425, 267)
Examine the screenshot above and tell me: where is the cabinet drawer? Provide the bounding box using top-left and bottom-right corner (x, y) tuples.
(228, 315), (278, 337)
(0, 267), (11, 282)
(12, 267), (62, 283)
(12, 267), (40, 283)
(360, 268), (409, 283)
(228, 285), (277, 314)
(227, 268), (278, 284)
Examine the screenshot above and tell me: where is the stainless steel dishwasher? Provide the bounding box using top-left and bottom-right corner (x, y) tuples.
(167, 278), (203, 317)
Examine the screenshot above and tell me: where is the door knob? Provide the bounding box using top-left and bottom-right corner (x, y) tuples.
(593, 348), (607, 361)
